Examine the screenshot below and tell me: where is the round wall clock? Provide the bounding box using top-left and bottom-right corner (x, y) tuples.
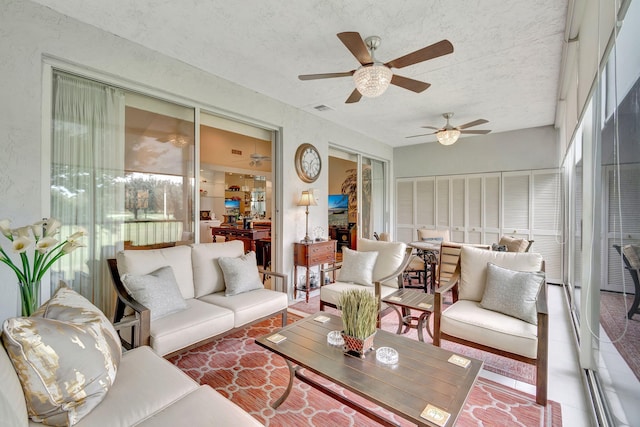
(294, 143), (321, 183)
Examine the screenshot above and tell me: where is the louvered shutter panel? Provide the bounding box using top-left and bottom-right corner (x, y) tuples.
(416, 178), (435, 227)
(503, 173), (530, 233)
(437, 178), (450, 228)
(532, 170), (562, 283)
(484, 174), (501, 244)
(467, 176), (482, 243)
(396, 180), (414, 225)
(451, 177), (465, 242)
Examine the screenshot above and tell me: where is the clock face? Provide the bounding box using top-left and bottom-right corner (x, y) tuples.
(295, 143), (321, 183)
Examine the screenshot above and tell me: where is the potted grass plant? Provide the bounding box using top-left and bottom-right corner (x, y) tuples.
(338, 289), (378, 358)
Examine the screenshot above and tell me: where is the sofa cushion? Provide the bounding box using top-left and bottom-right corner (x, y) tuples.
(121, 266), (188, 320)
(149, 299), (235, 357)
(117, 245), (195, 299)
(218, 251), (264, 296)
(72, 346), (199, 427)
(2, 289), (120, 426)
(459, 246), (544, 302)
(441, 300), (538, 359)
(337, 247), (378, 286)
(136, 385), (264, 426)
(481, 263), (545, 325)
(199, 289), (288, 328)
(498, 235), (530, 252)
(191, 241), (245, 297)
(356, 238), (407, 287)
(0, 346), (28, 427)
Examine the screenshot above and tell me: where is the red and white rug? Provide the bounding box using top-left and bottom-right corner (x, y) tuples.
(170, 315), (561, 426)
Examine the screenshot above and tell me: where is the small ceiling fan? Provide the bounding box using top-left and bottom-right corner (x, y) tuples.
(298, 32), (454, 103)
(248, 152), (271, 167)
(406, 113), (491, 145)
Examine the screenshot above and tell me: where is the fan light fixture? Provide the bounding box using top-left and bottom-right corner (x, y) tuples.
(436, 129), (460, 145)
(436, 113), (460, 145)
(353, 63), (393, 98)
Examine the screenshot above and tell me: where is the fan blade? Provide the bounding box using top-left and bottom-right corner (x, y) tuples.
(385, 39), (454, 69)
(337, 32), (373, 65)
(460, 129), (491, 135)
(457, 119), (489, 129)
(390, 75), (431, 93)
(406, 131), (437, 138)
(420, 126), (441, 130)
(345, 88), (362, 104)
(298, 71), (354, 80)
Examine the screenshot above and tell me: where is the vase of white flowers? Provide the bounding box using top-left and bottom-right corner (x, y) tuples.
(0, 218), (86, 316)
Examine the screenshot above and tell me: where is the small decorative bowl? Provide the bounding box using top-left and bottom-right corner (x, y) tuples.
(327, 330), (344, 346)
(375, 347), (399, 365)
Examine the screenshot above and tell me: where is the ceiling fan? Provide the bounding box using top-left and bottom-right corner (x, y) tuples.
(298, 32), (454, 103)
(406, 113), (491, 145)
(248, 152), (271, 167)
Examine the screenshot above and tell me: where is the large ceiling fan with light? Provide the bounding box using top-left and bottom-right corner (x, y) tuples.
(298, 32), (454, 103)
(406, 113), (491, 145)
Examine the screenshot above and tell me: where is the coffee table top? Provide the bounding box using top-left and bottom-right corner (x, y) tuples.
(383, 288), (435, 312)
(256, 312), (482, 426)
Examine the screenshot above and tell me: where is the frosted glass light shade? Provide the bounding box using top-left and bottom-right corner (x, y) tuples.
(436, 129), (461, 145)
(353, 64), (393, 98)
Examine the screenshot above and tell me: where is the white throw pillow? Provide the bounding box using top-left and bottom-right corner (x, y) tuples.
(338, 247), (378, 286)
(218, 251), (264, 296)
(480, 262), (545, 325)
(121, 265), (188, 320)
(2, 286), (120, 426)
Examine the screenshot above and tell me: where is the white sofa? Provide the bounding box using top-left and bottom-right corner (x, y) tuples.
(319, 238), (412, 312)
(0, 343), (263, 426)
(109, 240), (288, 357)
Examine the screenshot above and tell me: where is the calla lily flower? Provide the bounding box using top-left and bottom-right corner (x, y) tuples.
(67, 228), (88, 242)
(12, 236), (34, 253)
(12, 227), (31, 238)
(0, 219), (12, 238)
(61, 240), (86, 254)
(43, 218), (62, 237)
(35, 237), (59, 254)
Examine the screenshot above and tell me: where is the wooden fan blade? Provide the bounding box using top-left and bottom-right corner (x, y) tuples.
(390, 75), (431, 93)
(298, 71), (354, 80)
(457, 119), (489, 129)
(385, 39), (454, 69)
(460, 129), (491, 134)
(421, 126), (441, 130)
(337, 32), (373, 65)
(406, 131), (437, 138)
(345, 88), (362, 104)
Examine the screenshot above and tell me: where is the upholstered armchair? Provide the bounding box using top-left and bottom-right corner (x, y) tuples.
(433, 245), (548, 405)
(320, 238), (413, 323)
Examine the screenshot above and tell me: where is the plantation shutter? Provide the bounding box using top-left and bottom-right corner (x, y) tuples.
(467, 176), (482, 244)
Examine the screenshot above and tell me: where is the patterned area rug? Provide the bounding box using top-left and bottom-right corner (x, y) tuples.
(170, 315), (561, 427)
(600, 291), (640, 381)
(290, 295), (537, 385)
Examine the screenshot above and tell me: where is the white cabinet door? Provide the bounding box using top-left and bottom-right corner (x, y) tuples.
(532, 170), (563, 283)
(395, 179), (415, 243)
(451, 176), (466, 242)
(416, 177), (435, 229)
(483, 174), (501, 244)
(467, 176), (483, 244)
(502, 171), (531, 237)
(436, 177), (450, 231)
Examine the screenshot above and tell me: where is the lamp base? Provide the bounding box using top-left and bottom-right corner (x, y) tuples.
(300, 236), (313, 244)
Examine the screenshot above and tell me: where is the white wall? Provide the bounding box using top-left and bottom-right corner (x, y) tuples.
(393, 125), (559, 178)
(0, 0), (393, 320)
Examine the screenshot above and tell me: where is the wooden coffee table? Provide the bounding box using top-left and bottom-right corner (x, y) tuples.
(256, 312), (482, 427)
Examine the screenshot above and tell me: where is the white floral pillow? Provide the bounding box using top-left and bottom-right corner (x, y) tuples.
(2, 286), (120, 426)
(337, 247), (379, 286)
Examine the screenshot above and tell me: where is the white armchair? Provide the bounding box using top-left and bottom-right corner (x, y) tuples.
(433, 245), (548, 405)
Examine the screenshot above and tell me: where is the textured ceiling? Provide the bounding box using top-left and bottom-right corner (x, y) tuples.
(31, 0), (568, 147)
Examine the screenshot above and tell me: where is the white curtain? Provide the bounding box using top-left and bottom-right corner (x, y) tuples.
(51, 72), (125, 318)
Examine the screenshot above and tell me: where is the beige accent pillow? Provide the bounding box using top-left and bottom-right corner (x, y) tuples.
(218, 251), (264, 296)
(498, 236), (530, 252)
(121, 265), (188, 320)
(338, 247), (379, 286)
(356, 238), (407, 287)
(480, 263), (545, 325)
(2, 286), (120, 426)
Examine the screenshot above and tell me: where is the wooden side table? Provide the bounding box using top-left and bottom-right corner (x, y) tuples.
(293, 240), (336, 303)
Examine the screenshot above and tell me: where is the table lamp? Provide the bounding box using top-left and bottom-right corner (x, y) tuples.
(297, 190), (317, 243)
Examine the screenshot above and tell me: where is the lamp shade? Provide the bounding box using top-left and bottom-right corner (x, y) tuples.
(353, 64), (393, 98)
(436, 129), (461, 145)
(297, 190), (317, 207)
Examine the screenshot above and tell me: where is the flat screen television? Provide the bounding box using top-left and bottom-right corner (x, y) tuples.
(328, 194), (348, 214)
(224, 199), (240, 210)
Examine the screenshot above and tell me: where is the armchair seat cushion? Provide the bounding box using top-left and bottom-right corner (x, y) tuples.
(149, 299), (234, 357)
(320, 281), (398, 308)
(441, 300), (538, 359)
(199, 289), (288, 328)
